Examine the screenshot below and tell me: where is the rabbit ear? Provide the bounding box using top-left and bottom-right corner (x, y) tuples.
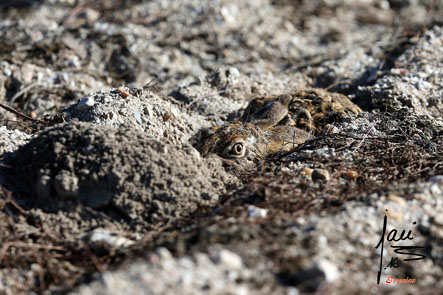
(265, 125), (310, 154)
(276, 94), (292, 107)
(240, 96), (269, 122)
(198, 125), (220, 140)
(193, 126), (218, 153)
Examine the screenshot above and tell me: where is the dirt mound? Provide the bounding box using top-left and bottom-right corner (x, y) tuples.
(0, 0), (442, 294)
(62, 87), (212, 145)
(6, 121), (236, 239)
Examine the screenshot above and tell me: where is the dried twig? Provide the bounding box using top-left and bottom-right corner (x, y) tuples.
(352, 119), (379, 153)
(143, 78), (159, 90)
(62, 2), (88, 26)
(81, 241), (105, 273)
(0, 102), (47, 124)
(0, 242), (66, 265)
(10, 82), (39, 103)
(4, 189), (27, 215)
(325, 79), (353, 91)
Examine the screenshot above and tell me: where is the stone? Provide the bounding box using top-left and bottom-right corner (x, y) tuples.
(76, 96), (95, 111)
(86, 228), (135, 249)
(317, 259), (340, 282)
(247, 205), (268, 218)
(346, 169), (358, 180)
(312, 169), (330, 182)
(133, 111), (142, 124)
(214, 249), (243, 270)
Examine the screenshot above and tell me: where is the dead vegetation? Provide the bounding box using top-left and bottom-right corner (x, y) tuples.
(0, 0), (442, 294)
(2, 107), (440, 294)
(237, 109), (442, 214)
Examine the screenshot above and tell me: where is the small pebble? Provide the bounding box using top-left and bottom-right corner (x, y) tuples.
(312, 169), (330, 182)
(429, 175), (443, 185)
(87, 228), (135, 249)
(323, 124), (339, 134)
(294, 259), (340, 288)
(248, 205), (267, 218)
(133, 111), (142, 124)
(390, 68), (408, 75)
(76, 96), (95, 111)
(433, 215), (443, 226)
(300, 167), (313, 176)
(387, 194), (406, 207)
(317, 259), (340, 282)
(346, 169), (358, 180)
(228, 66), (240, 77)
(415, 80), (432, 90)
(117, 87), (130, 97)
(383, 209), (403, 221)
(144, 106), (153, 117)
(3, 68), (11, 77)
(215, 249), (243, 270)
(156, 247), (173, 260)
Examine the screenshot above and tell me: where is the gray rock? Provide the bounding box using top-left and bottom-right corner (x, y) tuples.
(247, 205), (268, 218)
(213, 249), (243, 270)
(76, 96), (95, 111)
(133, 110), (142, 124)
(85, 228), (135, 249)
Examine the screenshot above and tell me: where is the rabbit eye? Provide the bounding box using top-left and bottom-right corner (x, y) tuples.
(232, 143), (243, 155)
(222, 140), (247, 159)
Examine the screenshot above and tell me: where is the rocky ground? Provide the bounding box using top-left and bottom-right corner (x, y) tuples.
(0, 0), (442, 294)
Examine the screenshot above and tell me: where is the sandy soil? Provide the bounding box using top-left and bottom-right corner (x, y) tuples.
(0, 1), (442, 294)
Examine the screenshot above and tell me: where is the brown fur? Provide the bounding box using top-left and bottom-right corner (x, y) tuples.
(195, 88), (361, 164)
